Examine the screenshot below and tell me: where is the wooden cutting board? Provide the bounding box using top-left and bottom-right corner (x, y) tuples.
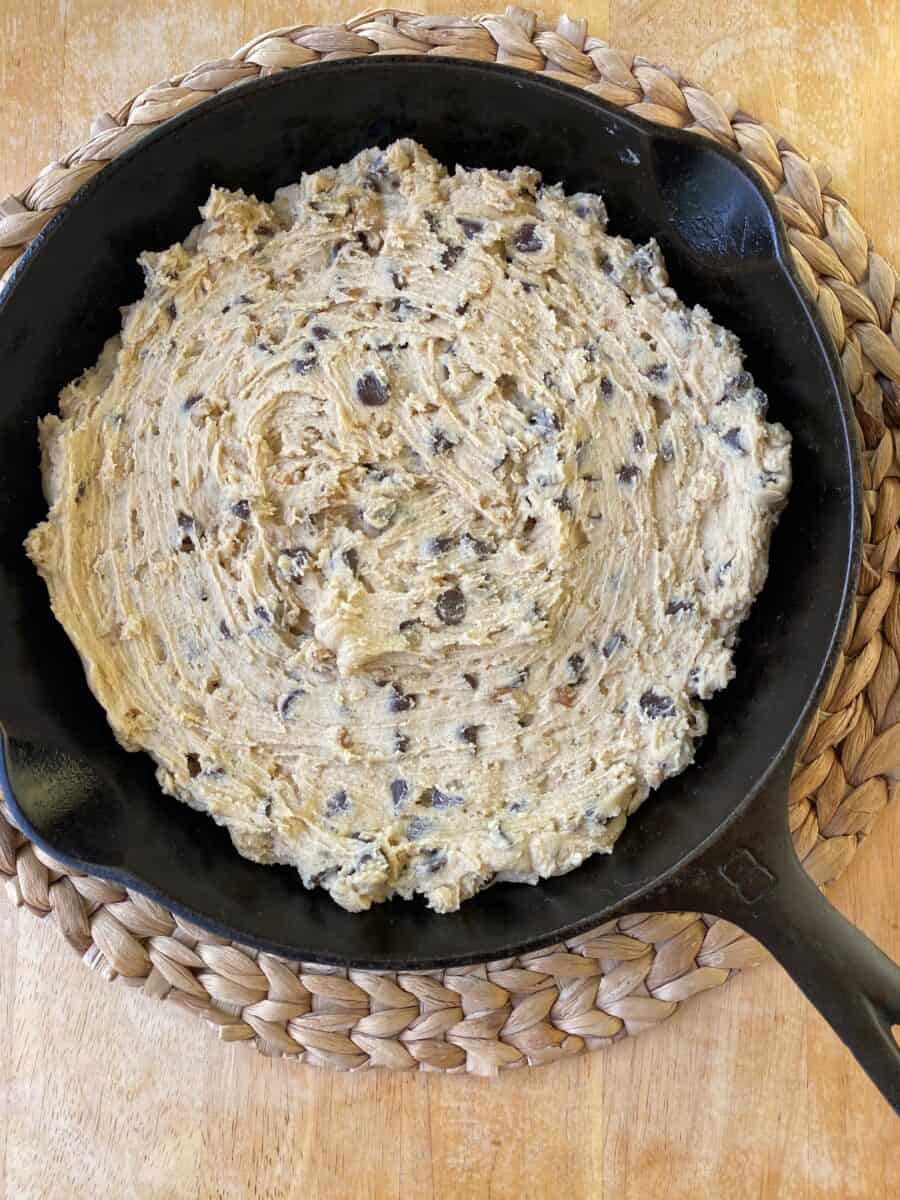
(0, 2), (898, 1197)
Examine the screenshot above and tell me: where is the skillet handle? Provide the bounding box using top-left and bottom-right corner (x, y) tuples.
(660, 761), (900, 1114)
(727, 838), (900, 1115)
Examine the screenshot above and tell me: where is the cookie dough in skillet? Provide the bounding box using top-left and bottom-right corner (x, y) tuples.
(26, 140), (791, 913)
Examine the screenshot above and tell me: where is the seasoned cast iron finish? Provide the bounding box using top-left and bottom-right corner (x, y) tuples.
(0, 59), (897, 1108)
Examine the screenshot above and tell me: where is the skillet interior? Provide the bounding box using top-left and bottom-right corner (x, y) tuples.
(0, 58), (858, 967)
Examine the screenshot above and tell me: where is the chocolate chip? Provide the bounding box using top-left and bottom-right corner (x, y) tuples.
(633, 430), (645, 451)
(311, 324), (331, 341)
(395, 731), (410, 755)
(600, 376), (614, 398)
(616, 464), (641, 485)
(603, 631), (626, 658)
(428, 535), (456, 555)
(254, 605), (272, 624)
(186, 753), (201, 778)
(640, 690), (675, 719)
(457, 218), (483, 239)
(715, 558), (735, 587)
(231, 500), (250, 520)
(584, 809), (610, 828)
(278, 547), (309, 579)
(596, 251), (614, 275)
(730, 370), (753, 395)
(167, 302), (177, 321)
(398, 618), (421, 633)
(311, 867), (339, 887)
(356, 371), (389, 407)
(553, 493), (572, 513)
(440, 245), (463, 269)
(356, 230), (379, 254)
(567, 653), (586, 683)
(436, 587), (466, 625)
(665, 599), (694, 615)
(325, 790), (350, 817)
(514, 223), (543, 253)
(432, 430), (456, 454)
(391, 271), (406, 290)
(219, 620), (232, 640)
(422, 787), (463, 810)
(279, 689), (305, 718)
(424, 211), (440, 234)
(388, 686), (416, 714)
(407, 816), (431, 839)
(632, 246), (656, 276)
(455, 301), (469, 316)
(423, 848), (448, 873)
(574, 198), (604, 220)
(342, 547), (359, 575)
(644, 363), (668, 382)
(293, 354), (317, 375)
(461, 532), (494, 558)
(391, 779), (409, 808)
(530, 408), (561, 437)
(459, 725), (479, 748)
(722, 427), (746, 454)
(255, 223), (275, 238)
(463, 672), (479, 690)
(183, 393), (203, 411)
(749, 389), (768, 417)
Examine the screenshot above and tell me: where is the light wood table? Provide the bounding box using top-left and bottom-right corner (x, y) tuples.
(1, 3), (898, 1197)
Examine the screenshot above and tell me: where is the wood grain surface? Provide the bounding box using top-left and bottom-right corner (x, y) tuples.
(1, 3), (898, 1197)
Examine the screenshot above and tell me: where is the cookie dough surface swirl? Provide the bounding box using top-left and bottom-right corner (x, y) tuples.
(26, 140), (791, 912)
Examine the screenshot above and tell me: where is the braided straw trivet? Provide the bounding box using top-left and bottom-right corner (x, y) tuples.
(2, 7), (899, 1074)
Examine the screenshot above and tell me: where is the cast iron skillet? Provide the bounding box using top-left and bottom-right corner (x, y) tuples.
(0, 58), (898, 1109)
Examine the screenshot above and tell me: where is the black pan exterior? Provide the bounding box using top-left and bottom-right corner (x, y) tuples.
(0, 59), (859, 968)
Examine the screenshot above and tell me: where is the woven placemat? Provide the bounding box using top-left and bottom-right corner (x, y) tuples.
(2, 7), (899, 1074)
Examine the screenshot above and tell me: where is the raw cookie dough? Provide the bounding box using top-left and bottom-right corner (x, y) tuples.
(26, 140), (791, 913)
